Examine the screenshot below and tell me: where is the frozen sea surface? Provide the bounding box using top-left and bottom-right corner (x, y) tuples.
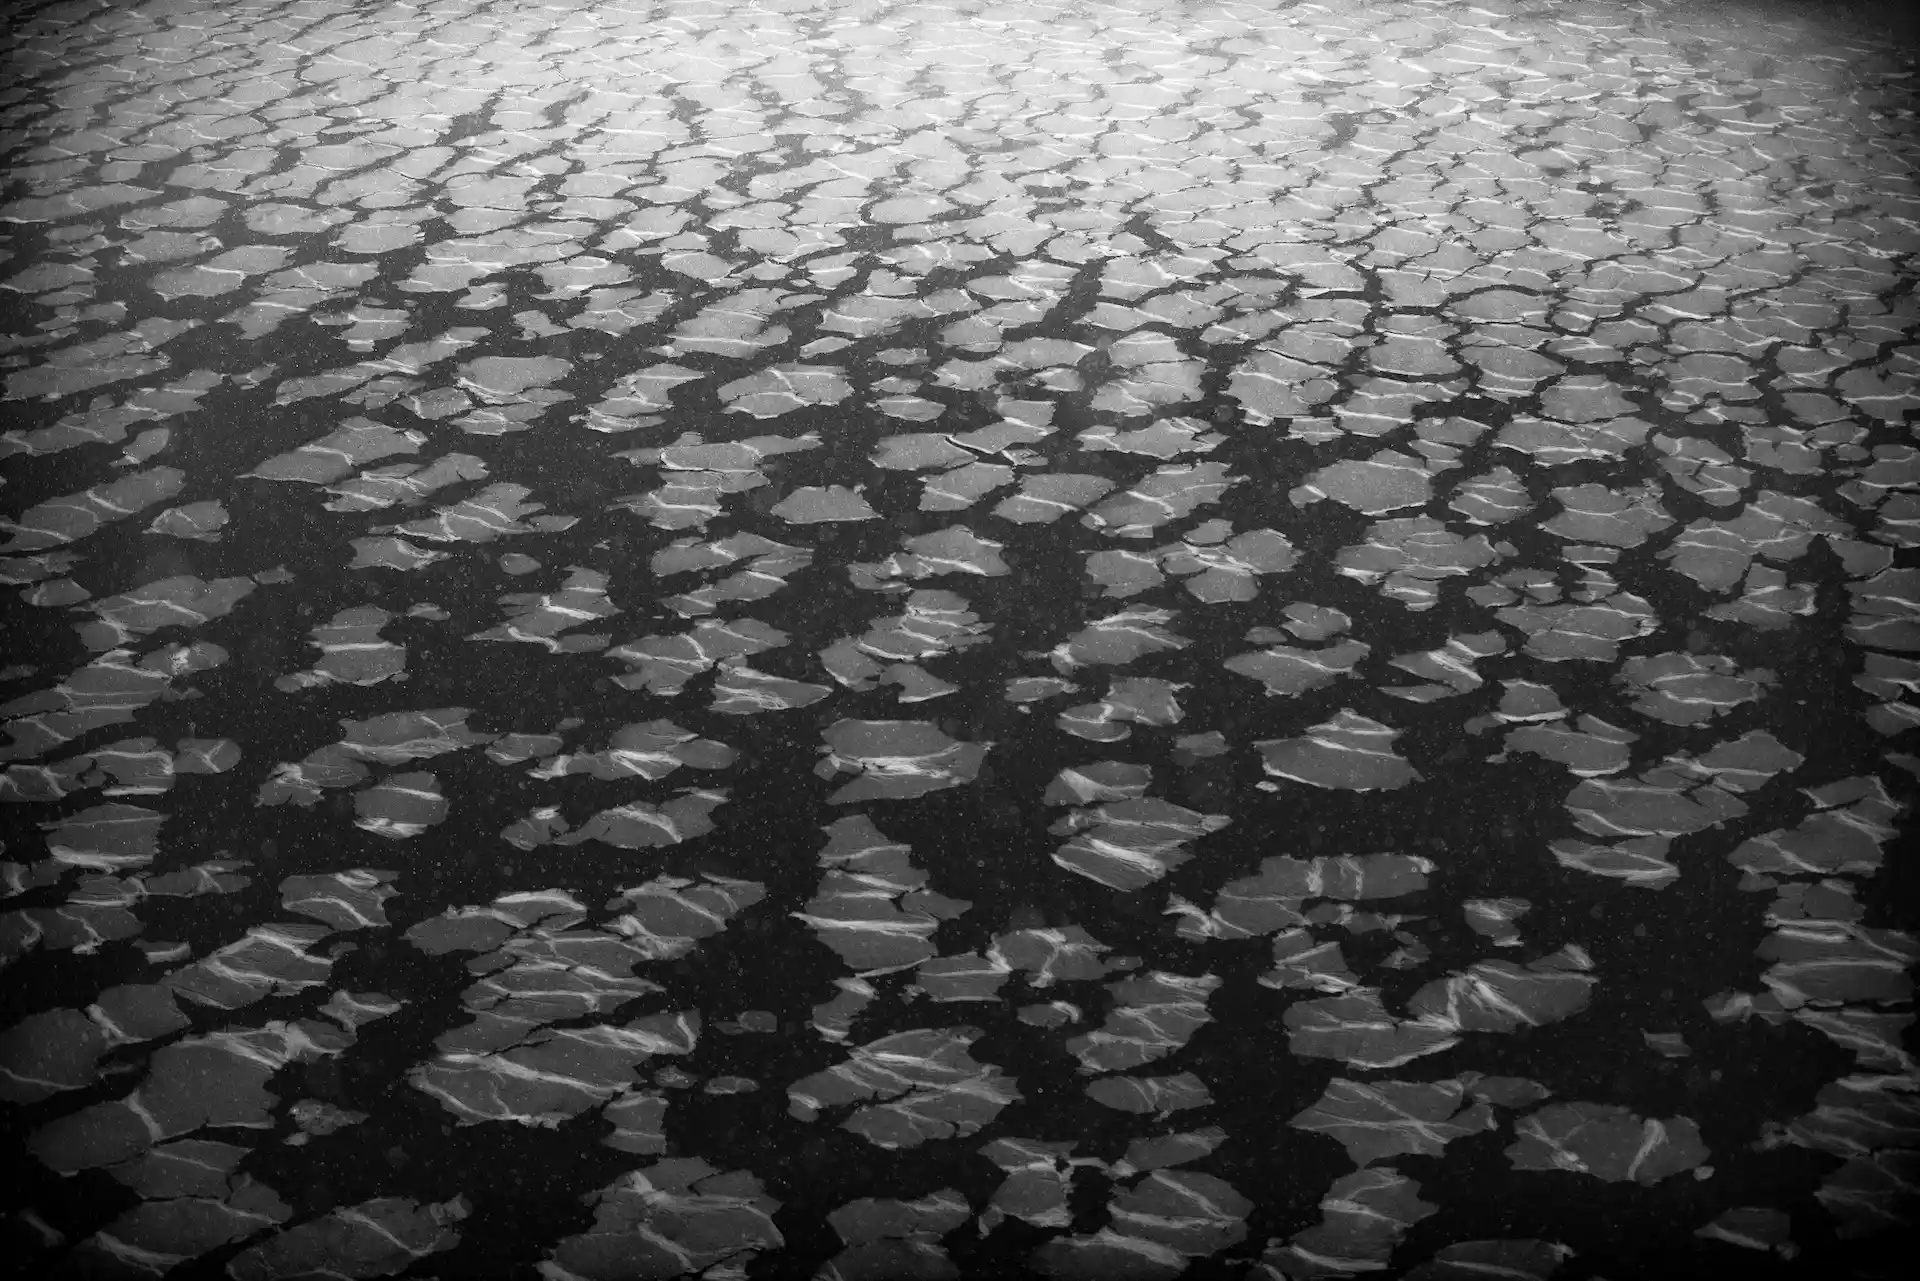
(1, 0), (1916, 1277)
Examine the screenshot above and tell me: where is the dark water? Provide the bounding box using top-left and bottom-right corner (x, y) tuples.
(1, 1), (1916, 1278)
